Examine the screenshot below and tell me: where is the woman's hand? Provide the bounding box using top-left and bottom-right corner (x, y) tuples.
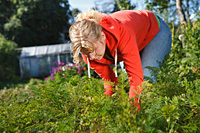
(129, 85), (143, 110)
(104, 82), (114, 95)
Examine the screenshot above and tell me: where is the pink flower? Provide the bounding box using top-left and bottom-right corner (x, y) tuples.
(59, 62), (65, 66)
(77, 66), (80, 70)
(53, 61), (58, 66)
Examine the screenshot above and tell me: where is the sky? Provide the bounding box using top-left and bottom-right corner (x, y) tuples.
(68, 0), (146, 12)
(69, 0), (96, 12)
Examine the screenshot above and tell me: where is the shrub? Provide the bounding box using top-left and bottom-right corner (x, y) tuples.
(0, 67), (199, 132)
(0, 34), (18, 81)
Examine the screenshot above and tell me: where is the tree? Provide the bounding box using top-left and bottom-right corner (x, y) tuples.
(0, 34), (18, 81)
(0, 0), (15, 32)
(0, 0), (72, 47)
(95, 0), (115, 13)
(94, 0), (136, 13)
(114, 0), (136, 10)
(70, 8), (81, 22)
(145, 0), (200, 24)
(176, 0), (186, 23)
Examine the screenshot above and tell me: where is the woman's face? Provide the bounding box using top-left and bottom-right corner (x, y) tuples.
(88, 31), (106, 60)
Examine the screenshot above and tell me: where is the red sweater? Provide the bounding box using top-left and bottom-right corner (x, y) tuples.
(82, 10), (159, 96)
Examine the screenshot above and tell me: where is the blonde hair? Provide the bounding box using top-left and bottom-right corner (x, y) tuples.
(69, 10), (103, 64)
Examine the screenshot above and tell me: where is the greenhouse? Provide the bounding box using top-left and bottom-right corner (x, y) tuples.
(19, 43), (72, 79)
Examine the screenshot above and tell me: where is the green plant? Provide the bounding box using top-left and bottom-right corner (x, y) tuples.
(0, 34), (18, 81)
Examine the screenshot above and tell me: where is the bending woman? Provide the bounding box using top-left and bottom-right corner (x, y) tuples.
(69, 10), (172, 109)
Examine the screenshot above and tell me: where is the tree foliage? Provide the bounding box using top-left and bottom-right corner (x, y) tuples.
(0, 34), (18, 81)
(94, 0), (115, 13)
(145, 0), (200, 23)
(94, 0), (135, 13)
(114, 0), (136, 11)
(0, 0), (71, 47)
(70, 8), (81, 22)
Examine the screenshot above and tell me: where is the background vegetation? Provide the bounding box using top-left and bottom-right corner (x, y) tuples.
(0, 34), (18, 81)
(0, 0), (200, 132)
(0, 0), (71, 47)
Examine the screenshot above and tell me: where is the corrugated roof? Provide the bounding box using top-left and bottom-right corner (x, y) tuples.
(20, 43), (71, 58)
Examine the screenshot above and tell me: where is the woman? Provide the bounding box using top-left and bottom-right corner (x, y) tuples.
(69, 10), (172, 109)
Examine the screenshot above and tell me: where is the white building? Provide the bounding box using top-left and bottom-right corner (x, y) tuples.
(19, 43), (72, 79)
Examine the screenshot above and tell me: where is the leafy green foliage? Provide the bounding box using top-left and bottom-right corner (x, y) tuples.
(0, 67), (199, 132)
(114, 0), (136, 10)
(143, 17), (200, 132)
(145, 0), (171, 13)
(145, 0), (200, 23)
(0, 0), (71, 47)
(0, 34), (18, 81)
